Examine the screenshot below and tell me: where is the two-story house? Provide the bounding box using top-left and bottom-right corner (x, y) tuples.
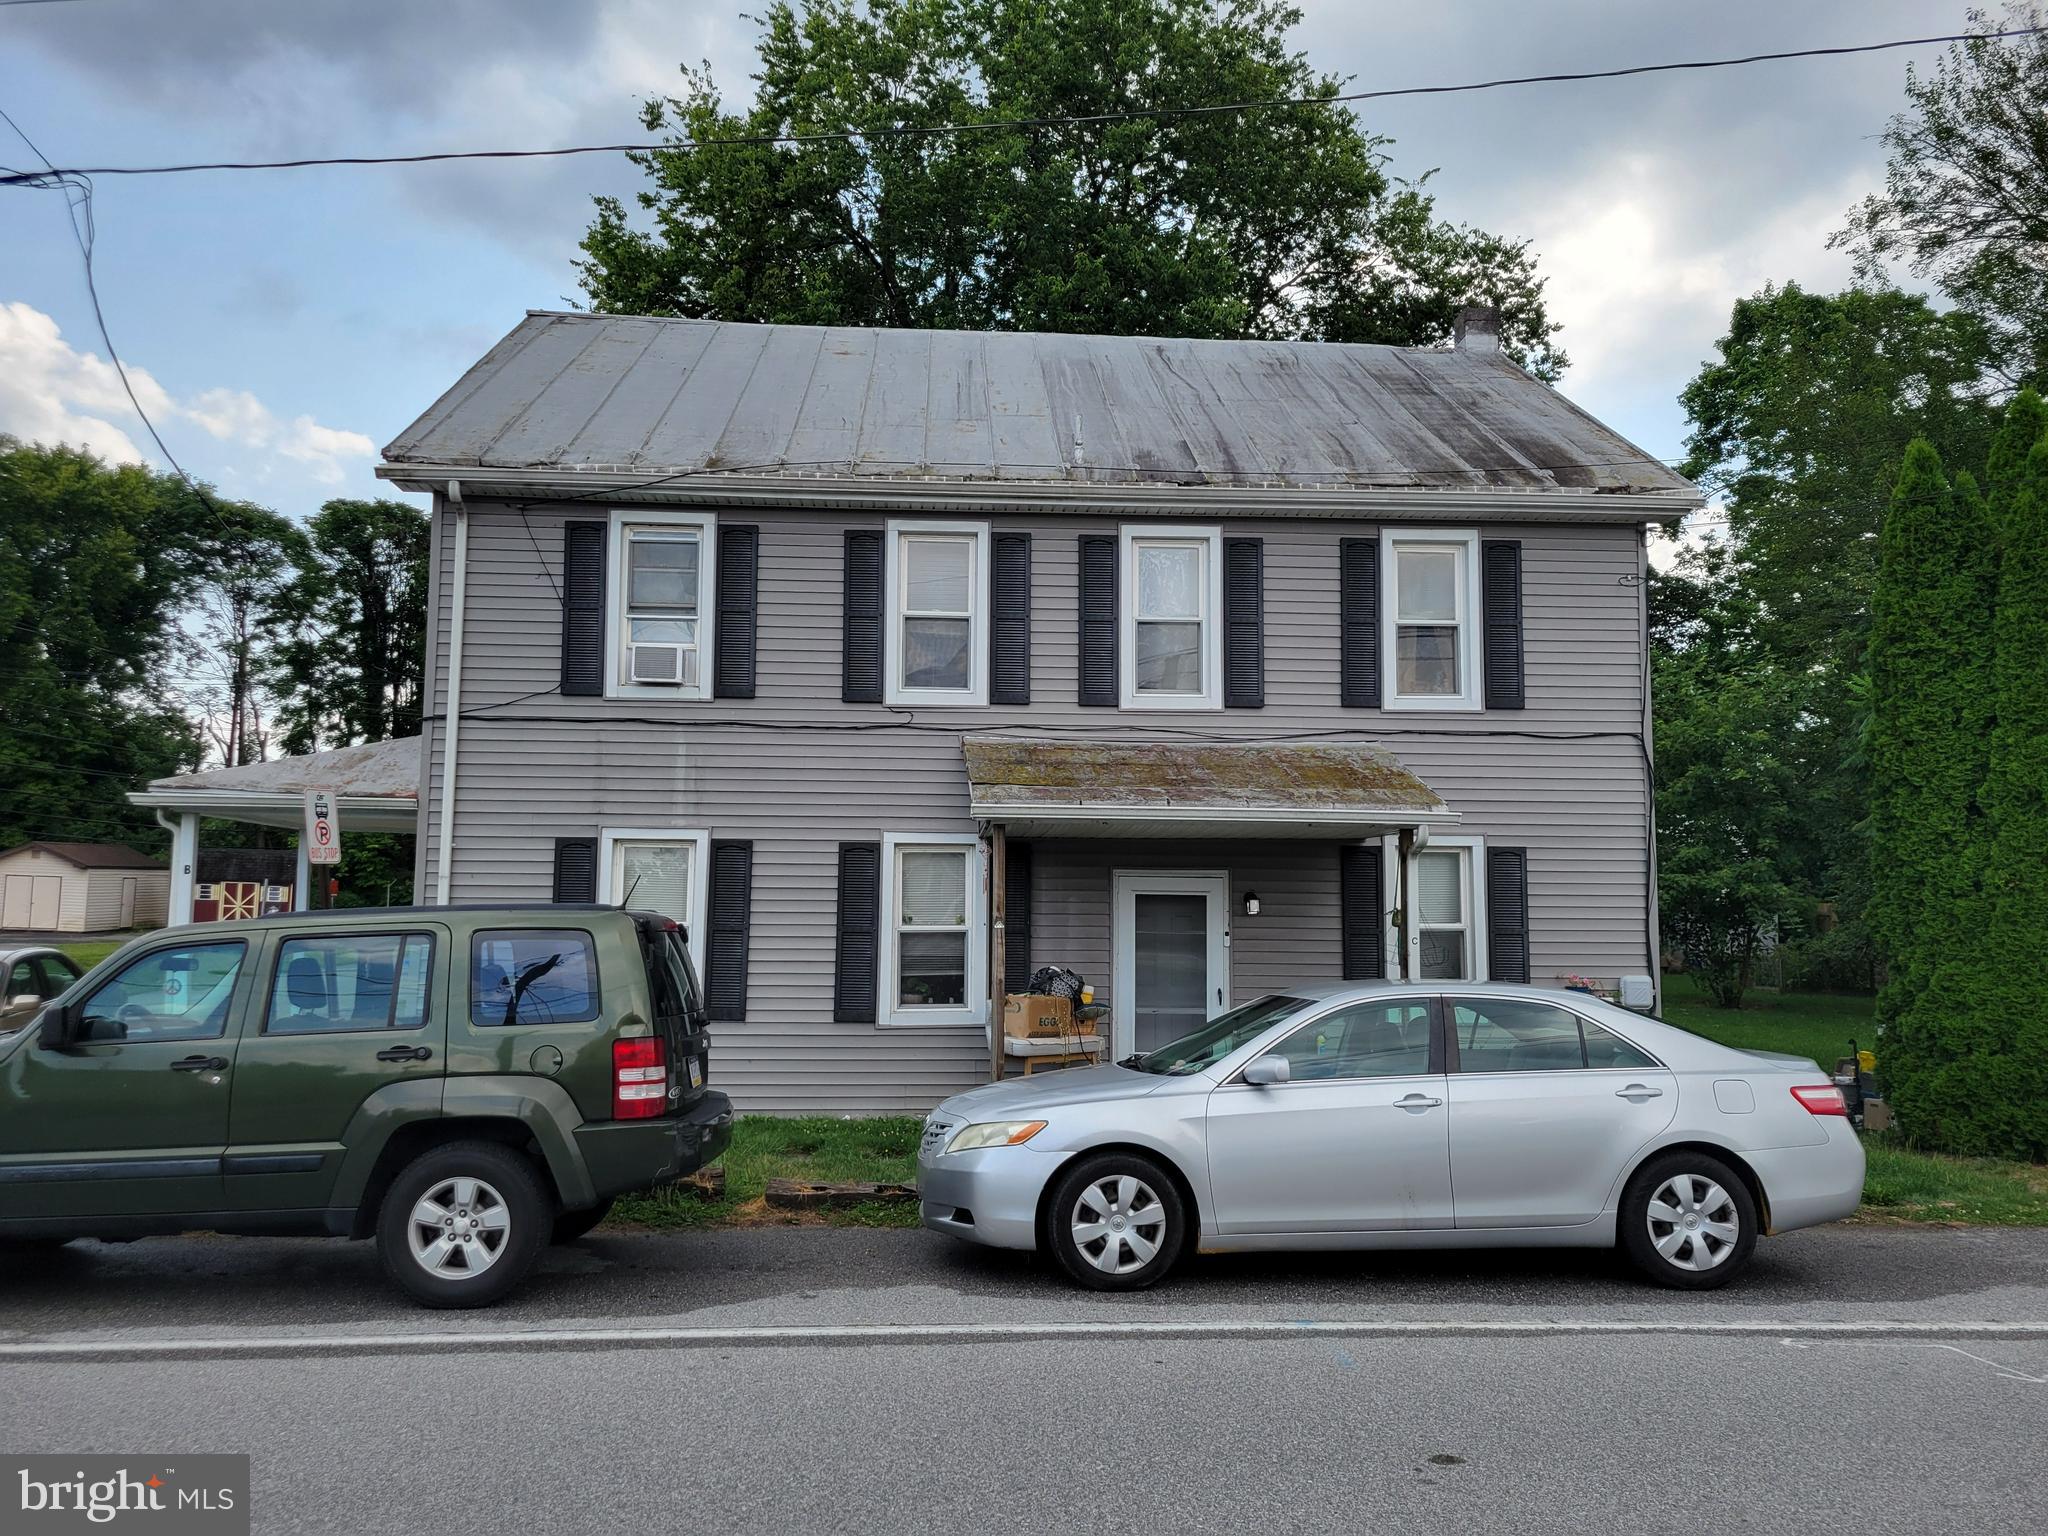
(377, 307), (1701, 1114)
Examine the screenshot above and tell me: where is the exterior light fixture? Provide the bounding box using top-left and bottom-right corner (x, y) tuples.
(1243, 892), (1261, 917)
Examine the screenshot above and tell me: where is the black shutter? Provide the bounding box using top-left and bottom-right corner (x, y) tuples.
(1486, 847), (1531, 983)
(714, 526), (759, 700)
(552, 837), (597, 903)
(1003, 841), (1033, 996)
(1339, 537), (1380, 708)
(1339, 843), (1385, 980)
(704, 840), (753, 1021)
(1482, 539), (1525, 710)
(842, 530), (884, 704)
(1223, 537), (1265, 709)
(990, 531), (1032, 706)
(1077, 534), (1118, 707)
(832, 842), (882, 1024)
(561, 521), (608, 697)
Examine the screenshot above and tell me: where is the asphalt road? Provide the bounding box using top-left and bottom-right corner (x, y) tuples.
(4, 1227), (2046, 1534)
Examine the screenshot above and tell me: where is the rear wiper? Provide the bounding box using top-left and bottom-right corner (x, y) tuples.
(1117, 1054), (1152, 1072)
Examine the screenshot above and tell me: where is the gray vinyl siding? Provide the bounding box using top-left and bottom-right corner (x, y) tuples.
(421, 498), (1653, 1114)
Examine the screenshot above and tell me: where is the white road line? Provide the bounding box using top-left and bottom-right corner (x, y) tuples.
(1785, 1338), (2048, 1384)
(3, 1318), (2046, 1362)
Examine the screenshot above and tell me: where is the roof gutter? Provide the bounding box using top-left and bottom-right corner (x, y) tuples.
(968, 801), (1461, 829)
(374, 464), (1700, 522)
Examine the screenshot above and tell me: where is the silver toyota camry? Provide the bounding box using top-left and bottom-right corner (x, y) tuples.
(918, 981), (1865, 1290)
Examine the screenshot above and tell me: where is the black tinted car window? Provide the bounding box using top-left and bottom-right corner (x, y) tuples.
(266, 934), (434, 1034)
(470, 930), (599, 1027)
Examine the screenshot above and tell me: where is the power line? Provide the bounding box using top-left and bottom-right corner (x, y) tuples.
(1, 26), (2037, 186)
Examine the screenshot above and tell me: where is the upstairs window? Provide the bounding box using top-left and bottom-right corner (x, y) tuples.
(1120, 526), (1221, 709)
(610, 511), (715, 698)
(1382, 529), (1481, 710)
(885, 522), (988, 706)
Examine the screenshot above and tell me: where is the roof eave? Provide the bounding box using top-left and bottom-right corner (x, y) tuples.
(375, 463), (1700, 522)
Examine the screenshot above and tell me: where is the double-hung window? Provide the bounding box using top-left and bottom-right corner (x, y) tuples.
(1381, 528), (1481, 710)
(600, 827), (710, 973)
(885, 522), (988, 706)
(880, 832), (986, 1025)
(1387, 835), (1488, 981)
(609, 510), (715, 698)
(1120, 525), (1221, 709)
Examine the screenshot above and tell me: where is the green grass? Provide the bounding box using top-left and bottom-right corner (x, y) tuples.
(1658, 972), (1874, 1068)
(1861, 1140), (2048, 1225)
(611, 1114), (924, 1230)
(56, 938), (130, 974)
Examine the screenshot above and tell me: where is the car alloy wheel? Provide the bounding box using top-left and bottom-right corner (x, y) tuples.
(1069, 1173), (1169, 1277)
(1644, 1173), (1740, 1272)
(406, 1175), (513, 1278)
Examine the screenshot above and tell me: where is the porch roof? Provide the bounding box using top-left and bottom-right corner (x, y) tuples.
(127, 736), (421, 833)
(963, 737), (1457, 840)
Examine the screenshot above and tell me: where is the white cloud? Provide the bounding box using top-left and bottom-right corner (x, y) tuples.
(0, 301), (373, 486)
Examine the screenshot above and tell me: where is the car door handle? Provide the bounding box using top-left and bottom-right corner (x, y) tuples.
(169, 1055), (227, 1073)
(1395, 1093), (1444, 1110)
(1616, 1084), (1664, 1101)
(376, 1045), (433, 1063)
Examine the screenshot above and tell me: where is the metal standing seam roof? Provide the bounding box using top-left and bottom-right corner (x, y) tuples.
(963, 738), (1453, 826)
(381, 311), (1697, 499)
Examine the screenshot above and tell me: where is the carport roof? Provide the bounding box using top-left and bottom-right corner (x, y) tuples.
(128, 736), (420, 833)
(963, 738), (1456, 839)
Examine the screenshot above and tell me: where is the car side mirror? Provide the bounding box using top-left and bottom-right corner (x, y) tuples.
(38, 1002), (80, 1050)
(1242, 1054), (1291, 1086)
(8, 993), (38, 1010)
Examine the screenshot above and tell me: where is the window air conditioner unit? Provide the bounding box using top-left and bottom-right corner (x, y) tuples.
(628, 642), (687, 685)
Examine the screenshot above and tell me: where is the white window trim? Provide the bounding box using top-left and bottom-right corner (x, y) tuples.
(599, 827), (711, 975)
(884, 520), (990, 707)
(1119, 524), (1224, 710)
(878, 831), (988, 1028)
(1382, 833), (1490, 982)
(606, 509), (717, 701)
(1380, 527), (1483, 712)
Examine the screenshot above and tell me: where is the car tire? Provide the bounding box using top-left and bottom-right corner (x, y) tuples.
(1619, 1150), (1758, 1290)
(550, 1198), (616, 1245)
(376, 1141), (549, 1309)
(1045, 1152), (1186, 1292)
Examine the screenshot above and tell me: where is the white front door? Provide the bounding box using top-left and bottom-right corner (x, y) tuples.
(1112, 871), (1229, 1058)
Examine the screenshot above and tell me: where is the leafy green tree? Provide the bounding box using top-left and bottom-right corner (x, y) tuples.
(578, 0), (1566, 377)
(1867, 440), (2000, 1145)
(0, 439), (206, 853)
(179, 501), (309, 768)
(264, 499), (430, 754)
(1966, 423), (2048, 1155)
(1835, 4), (2048, 391)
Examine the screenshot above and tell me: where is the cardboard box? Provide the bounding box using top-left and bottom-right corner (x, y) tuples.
(1003, 993), (1076, 1039)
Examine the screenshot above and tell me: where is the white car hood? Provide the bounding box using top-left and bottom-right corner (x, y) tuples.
(934, 1063), (1171, 1120)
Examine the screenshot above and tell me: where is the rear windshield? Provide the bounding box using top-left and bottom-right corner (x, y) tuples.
(470, 929), (599, 1027)
(644, 924), (703, 1020)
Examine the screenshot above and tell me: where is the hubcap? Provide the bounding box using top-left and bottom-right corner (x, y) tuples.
(1646, 1174), (1739, 1271)
(407, 1175), (512, 1279)
(1070, 1174), (1167, 1275)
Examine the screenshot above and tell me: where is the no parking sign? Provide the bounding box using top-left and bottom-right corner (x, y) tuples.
(304, 790), (341, 865)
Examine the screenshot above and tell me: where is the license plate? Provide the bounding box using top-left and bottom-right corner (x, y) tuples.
(687, 1057), (703, 1089)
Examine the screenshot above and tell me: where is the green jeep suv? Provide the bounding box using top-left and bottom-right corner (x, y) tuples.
(0, 905), (733, 1307)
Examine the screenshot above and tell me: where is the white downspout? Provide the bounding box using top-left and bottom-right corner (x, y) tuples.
(156, 809), (198, 927)
(434, 482), (468, 906)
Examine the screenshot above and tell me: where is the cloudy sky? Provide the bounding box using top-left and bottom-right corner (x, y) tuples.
(0, 0), (1956, 524)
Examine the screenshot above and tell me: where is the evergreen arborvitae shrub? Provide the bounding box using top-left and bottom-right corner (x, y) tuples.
(1868, 440), (1997, 1148)
(1966, 433), (2048, 1158)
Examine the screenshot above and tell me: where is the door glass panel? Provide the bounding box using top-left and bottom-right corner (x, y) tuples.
(1133, 892), (1209, 1053)
(1453, 999), (1587, 1073)
(1581, 1016), (1659, 1070)
(267, 934), (433, 1034)
(80, 941), (246, 1043)
(1273, 1001), (1434, 1081)
(6, 959), (32, 996)
(38, 953), (82, 993)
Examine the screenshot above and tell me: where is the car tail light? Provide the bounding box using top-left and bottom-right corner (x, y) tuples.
(1791, 1084), (1848, 1116)
(613, 1036), (668, 1120)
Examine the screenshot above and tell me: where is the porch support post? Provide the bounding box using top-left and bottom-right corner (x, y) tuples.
(988, 823), (1007, 1082)
(166, 811), (198, 927)
(293, 837), (311, 912)
(1395, 827), (1416, 981)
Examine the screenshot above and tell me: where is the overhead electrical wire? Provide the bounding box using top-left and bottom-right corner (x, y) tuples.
(0, 26), (2038, 186)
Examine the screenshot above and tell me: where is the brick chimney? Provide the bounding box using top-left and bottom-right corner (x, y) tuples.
(1453, 304), (1501, 355)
